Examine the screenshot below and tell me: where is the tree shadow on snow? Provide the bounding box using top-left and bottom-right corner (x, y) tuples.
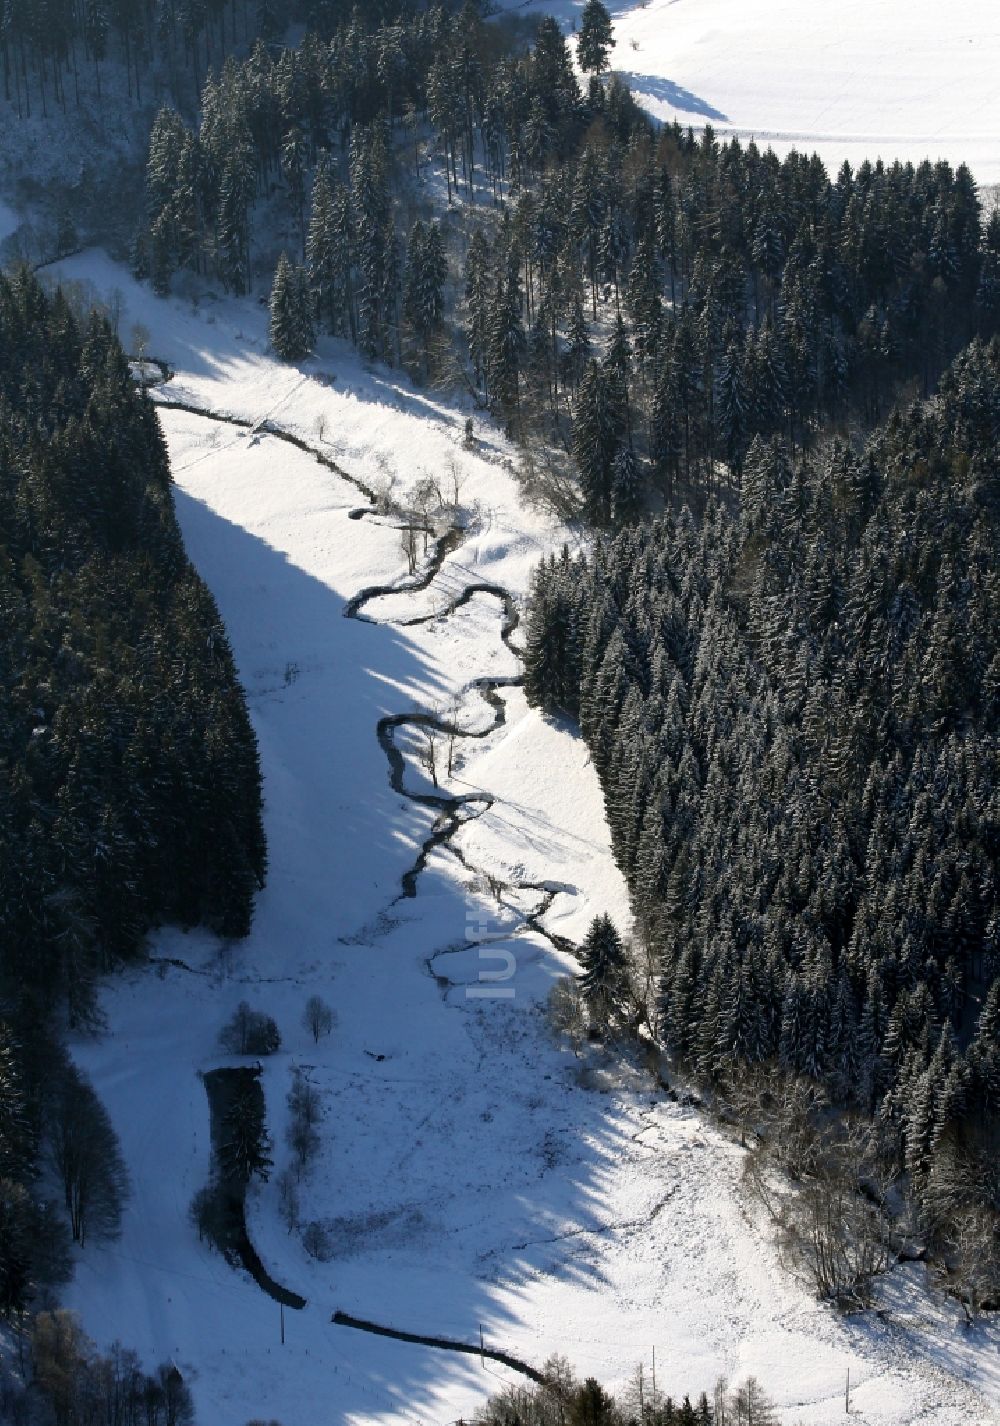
(618, 71), (729, 123)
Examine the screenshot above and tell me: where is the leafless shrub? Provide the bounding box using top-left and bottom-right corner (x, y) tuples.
(277, 1168), (300, 1234)
(286, 1069), (322, 1172)
(301, 1220), (333, 1261)
(625, 936), (659, 1033)
(546, 978), (586, 1056)
(944, 1204), (1000, 1320)
(219, 1002), (281, 1056)
(741, 1099), (895, 1308)
(514, 440), (583, 520)
(924, 1124), (1000, 1319)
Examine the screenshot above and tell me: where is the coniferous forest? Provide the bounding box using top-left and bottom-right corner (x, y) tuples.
(130, 1), (996, 525)
(0, 269), (266, 1029)
(0, 269), (265, 1417)
(523, 341), (1000, 1291)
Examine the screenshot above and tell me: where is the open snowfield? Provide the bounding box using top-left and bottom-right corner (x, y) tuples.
(499, 0), (1000, 185)
(36, 251), (1000, 1425)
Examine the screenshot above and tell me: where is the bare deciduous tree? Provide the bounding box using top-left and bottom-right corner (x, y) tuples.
(729, 1375), (777, 1426)
(286, 1069), (323, 1172)
(445, 699), (460, 778)
(302, 995), (335, 1044)
(130, 321), (151, 362)
(420, 726), (441, 787)
(31, 1314), (195, 1426)
(401, 523), (419, 575)
(47, 1067), (129, 1246)
(411, 475), (442, 553)
(442, 455), (467, 515)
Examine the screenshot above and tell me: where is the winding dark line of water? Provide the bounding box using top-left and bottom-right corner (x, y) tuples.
(331, 1311), (547, 1385)
(153, 392), (381, 507)
(342, 521), (531, 898)
(346, 549), (578, 960)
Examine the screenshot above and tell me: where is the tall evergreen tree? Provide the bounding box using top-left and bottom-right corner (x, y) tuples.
(577, 0), (614, 77)
(269, 251), (314, 360)
(573, 360), (624, 525)
(579, 913), (628, 1025)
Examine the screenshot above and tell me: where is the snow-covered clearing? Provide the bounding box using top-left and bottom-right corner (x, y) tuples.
(499, 0), (1000, 186)
(42, 250), (1000, 1425)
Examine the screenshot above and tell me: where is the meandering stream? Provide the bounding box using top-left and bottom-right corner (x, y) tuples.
(148, 381), (577, 1375)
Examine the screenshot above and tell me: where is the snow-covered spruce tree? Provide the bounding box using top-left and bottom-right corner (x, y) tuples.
(565, 295), (591, 391)
(145, 106), (187, 226)
(172, 131), (203, 274)
(577, 0), (614, 76)
(572, 146), (606, 319)
(83, 0), (109, 95)
(572, 360), (624, 526)
(216, 145), (255, 296)
(306, 159), (351, 336)
(465, 228), (493, 393)
(148, 211), (174, 297)
(611, 442), (641, 524)
(527, 340), (1000, 1289)
(269, 251), (315, 361)
(579, 914), (628, 1030)
(281, 124), (309, 256)
(122, 8), (994, 497)
(716, 337), (749, 475)
(351, 125), (397, 363)
(625, 233), (662, 371)
(331, 182), (358, 343)
(487, 253), (526, 434)
(403, 219), (447, 373)
(221, 1080), (272, 1188)
(524, 547), (588, 717)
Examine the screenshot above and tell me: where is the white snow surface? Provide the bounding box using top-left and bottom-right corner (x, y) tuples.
(43, 251), (1000, 1426)
(499, 0), (1000, 185)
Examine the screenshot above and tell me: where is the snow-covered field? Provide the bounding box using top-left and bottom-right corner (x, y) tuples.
(500, 0), (1000, 185)
(40, 251), (999, 1426)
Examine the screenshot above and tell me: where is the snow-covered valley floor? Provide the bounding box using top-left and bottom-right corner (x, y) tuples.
(44, 252), (1000, 1426)
(500, 0), (1000, 186)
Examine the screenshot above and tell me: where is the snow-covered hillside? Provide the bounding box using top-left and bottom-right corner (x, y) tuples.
(501, 0), (1000, 185)
(39, 251), (999, 1426)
